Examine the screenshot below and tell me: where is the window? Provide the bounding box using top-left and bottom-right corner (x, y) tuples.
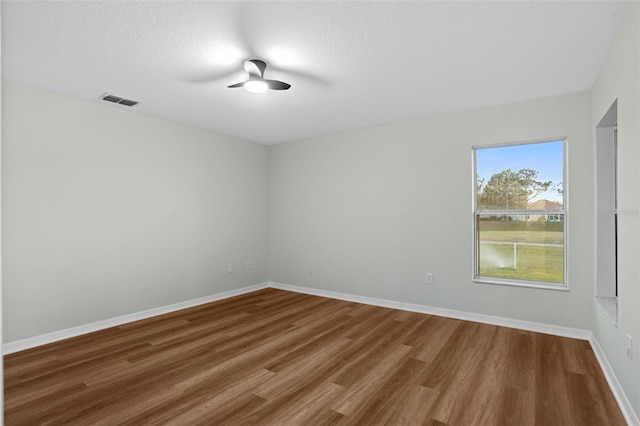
(595, 100), (617, 324)
(473, 139), (566, 289)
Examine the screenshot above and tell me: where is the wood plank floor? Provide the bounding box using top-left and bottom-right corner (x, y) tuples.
(4, 288), (626, 425)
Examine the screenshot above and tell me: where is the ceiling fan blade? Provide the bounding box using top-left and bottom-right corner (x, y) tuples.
(244, 59), (266, 78)
(266, 79), (291, 90)
(227, 82), (245, 88)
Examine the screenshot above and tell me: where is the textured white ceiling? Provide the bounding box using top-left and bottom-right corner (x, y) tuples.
(1, 1), (630, 144)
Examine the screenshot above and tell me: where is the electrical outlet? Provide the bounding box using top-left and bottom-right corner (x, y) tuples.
(627, 335), (633, 360)
(246, 260), (252, 270)
(425, 273), (433, 284)
(227, 263), (234, 273)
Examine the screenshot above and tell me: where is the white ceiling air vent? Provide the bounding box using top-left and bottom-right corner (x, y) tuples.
(100, 93), (138, 107)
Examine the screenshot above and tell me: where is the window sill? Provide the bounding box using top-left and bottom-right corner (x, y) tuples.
(474, 277), (569, 291)
(595, 296), (618, 326)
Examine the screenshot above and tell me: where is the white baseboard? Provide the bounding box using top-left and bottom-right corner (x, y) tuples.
(2, 281), (590, 354)
(589, 335), (640, 426)
(269, 282), (591, 340)
(2, 282), (270, 355)
(4, 280), (637, 424)
(270, 281), (638, 424)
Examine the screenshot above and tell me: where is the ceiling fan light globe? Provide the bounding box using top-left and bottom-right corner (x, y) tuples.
(244, 80), (268, 93)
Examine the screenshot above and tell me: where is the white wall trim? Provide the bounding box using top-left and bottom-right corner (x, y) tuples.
(269, 282), (591, 340)
(270, 282), (639, 423)
(4, 280), (636, 423)
(2, 282), (269, 355)
(589, 335), (640, 426)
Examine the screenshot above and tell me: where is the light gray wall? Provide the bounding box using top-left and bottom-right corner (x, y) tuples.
(2, 81), (269, 342)
(269, 91), (593, 329)
(591, 2), (640, 416)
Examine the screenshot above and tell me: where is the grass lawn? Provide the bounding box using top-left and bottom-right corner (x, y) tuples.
(478, 219), (564, 244)
(477, 220), (564, 283)
(478, 242), (564, 283)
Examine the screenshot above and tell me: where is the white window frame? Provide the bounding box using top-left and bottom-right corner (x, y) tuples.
(472, 138), (568, 291)
(595, 100), (618, 324)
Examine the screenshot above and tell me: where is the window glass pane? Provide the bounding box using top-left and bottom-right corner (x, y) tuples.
(476, 141), (564, 210)
(476, 214), (564, 284)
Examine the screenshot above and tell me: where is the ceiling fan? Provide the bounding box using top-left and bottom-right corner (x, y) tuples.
(227, 59), (291, 93)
